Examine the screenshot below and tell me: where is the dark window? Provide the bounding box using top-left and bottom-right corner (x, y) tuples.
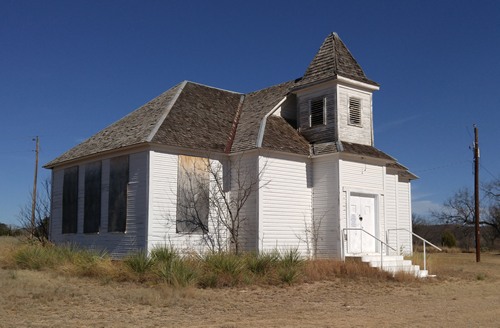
(62, 166), (79, 234)
(84, 161), (101, 233)
(176, 156), (209, 234)
(349, 97), (361, 125)
(108, 156), (129, 233)
(309, 97), (326, 127)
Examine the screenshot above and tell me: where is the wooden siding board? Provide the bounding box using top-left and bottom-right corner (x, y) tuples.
(50, 169), (64, 242)
(397, 181), (412, 254)
(259, 156), (312, 255)
(312, 155), (341, 258)
(148, 151), (232, 254)
(385, 174), (398, 250)
(232, 154), (258, 252)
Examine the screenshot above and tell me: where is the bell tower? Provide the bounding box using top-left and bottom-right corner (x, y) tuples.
(292, 33), (380, 147)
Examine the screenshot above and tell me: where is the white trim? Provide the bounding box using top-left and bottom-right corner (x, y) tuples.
(336, 76), (380, 91)
(257, 156), (264, 252)
(256, 96), (288, 148)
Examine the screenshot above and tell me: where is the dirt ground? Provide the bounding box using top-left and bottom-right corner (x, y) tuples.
(1, 252), (499, 327)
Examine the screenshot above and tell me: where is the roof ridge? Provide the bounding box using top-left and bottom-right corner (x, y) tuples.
(331, 33), (339, 77)
(146, 81), (187, 142)
(224, 95), (245, 153)
(245, 79), (296, 96)
(184, 80), (242, 95)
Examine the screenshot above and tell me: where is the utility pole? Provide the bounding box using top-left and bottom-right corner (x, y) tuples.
(473, 125), (480, 263)
(30, 136), (39, 239)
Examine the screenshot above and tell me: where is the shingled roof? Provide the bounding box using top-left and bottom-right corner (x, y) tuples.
(45, 32), (396, 169)
(295, 33), (378, 88)
(230, 80), (297, 153)
(45, 82), (243, 167)
(45, 82), (185, 167)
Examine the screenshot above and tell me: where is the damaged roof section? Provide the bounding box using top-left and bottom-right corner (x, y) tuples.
(230, 80), (296, 153)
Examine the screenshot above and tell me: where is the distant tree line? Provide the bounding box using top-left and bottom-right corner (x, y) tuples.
(0, 222), (22, 236)
(413, 177), (500, 250)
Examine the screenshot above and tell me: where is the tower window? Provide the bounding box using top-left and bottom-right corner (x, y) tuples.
(309, 97), (326, 127)
(349, 97), (361, 126)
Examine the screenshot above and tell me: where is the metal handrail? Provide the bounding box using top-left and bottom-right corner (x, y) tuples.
(342, 228), (397, 270)
(386, 228), (442, 272)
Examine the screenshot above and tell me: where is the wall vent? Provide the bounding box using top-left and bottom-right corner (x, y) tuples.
(349, 97), (361, 125)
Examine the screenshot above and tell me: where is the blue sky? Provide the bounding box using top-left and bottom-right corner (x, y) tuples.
(1, 0), (499, 226)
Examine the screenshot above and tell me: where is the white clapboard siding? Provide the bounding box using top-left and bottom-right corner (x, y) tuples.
(230, 153), (259, 252)
(397, 180), (413, 254)
(148, 151), (206, 254)
(385, 173), (399, 250)
(49, 169), (63, 241)
(148, 151), (230, 254)
(312, 155), (341, 258)
(147, 151), (177, 250)
(49, 152), (149, 258)
(340, 160), (385, 191)
(259, 155), (312, 255)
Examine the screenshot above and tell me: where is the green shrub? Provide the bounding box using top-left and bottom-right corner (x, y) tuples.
(245, 251), (279, 275)
(157, 258), (198, 287)
(277, 249), (303, 285)
(441, 231), (457, 248)
(278, 265), (301, 285)
(124, 250), (153, 274)
(15, 245), (58, 270)
(150, 246), (178, 264)
(200, 252), (245, 287)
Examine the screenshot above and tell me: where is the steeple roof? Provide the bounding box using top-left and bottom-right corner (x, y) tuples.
(296, 33), (378, 87)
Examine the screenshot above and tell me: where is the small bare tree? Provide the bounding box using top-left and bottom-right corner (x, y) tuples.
(18, 178), (51, 244)
(297, 213), (325, 259)
(175, 154), (265, 255)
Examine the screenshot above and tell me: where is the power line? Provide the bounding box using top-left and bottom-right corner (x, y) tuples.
(480, 163), (498, 180)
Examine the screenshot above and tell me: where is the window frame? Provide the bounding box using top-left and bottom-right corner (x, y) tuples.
(176, 155), (210, 234)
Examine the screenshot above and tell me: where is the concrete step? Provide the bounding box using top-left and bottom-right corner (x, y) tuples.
(360, 255), (404, 262)
(347, 253), (433, 278)
(368, 259), (413, 268)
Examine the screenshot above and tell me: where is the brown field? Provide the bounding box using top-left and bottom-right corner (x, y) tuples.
(1, 238), (499, 327)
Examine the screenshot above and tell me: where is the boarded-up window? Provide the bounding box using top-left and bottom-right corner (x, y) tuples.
(108, 156), (129, 233)
(176, 156), (209, 233)
(349, 97), (361, 125)
(62, 166), (79, 234)
(84, 161), (101, 233)
(309, 97), (326, 127)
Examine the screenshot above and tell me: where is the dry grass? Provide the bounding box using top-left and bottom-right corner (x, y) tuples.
(2, 237), (500, 327)
(0, 238), (423, 289)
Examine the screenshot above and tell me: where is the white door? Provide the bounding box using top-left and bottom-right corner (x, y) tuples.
(347, 194), (376, 254)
